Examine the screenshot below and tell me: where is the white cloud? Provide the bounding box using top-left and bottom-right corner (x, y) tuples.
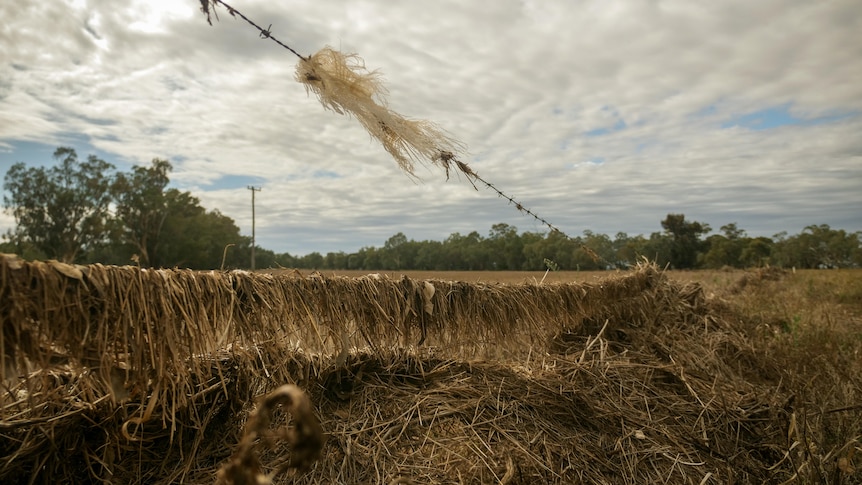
(1, 0), (860, 256)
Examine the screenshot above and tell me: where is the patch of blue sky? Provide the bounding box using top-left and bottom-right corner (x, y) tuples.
(0, 138), (135, 201)
(0, 140), (58, 163)
(312, 169), (341, 179)
(0, 141), (58, 186)
(0, 136), (139, 176)
(208, 174), (267, 190)
(721, 104), (856, 130)
(551, 104), (588, 119)
(585, 119), (626, 137)
(583, 105), (627, 137)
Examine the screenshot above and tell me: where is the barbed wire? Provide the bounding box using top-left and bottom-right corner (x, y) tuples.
(203, 0), (307, 60)
(200, 0), (608, 266)
(448, 158), (604, 264)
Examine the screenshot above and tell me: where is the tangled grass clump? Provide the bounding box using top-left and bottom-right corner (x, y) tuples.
(3, 254), (860, 482)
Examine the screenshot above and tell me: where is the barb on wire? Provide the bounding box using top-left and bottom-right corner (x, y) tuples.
(260, 23), (272, 39)
(202, 0), (308, 60)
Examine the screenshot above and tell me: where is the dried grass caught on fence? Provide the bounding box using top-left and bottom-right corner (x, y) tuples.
(296, 47), (466, 178)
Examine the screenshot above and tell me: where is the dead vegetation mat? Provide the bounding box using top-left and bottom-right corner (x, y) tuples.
(1, 255), (859, 483)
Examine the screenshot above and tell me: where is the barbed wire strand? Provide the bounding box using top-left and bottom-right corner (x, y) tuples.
(211, 0), (307, 61)
(450, 159), (604, 264)
(202, 0), (607, 267)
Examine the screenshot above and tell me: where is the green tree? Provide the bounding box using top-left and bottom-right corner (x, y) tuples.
(443, 231), (486, 270)
(640, 232), (672, 267)
(526, 230), (579, 270)
(719, 222), (746, 240)
(855, 232), (862, 267)
(660, 214), (711, 269)
(111, 158), (173, 267)
(274, 252), (299, 268)
(415, 240), (445, 270)
(246, 246), (277, 269)
(702, 223), (748, 268)
(519, 231), (546, 270)
(740, 237), (773, 267)
(150, 190), (246, 269)
(382, 232), (409, 269)
(323, 251), (349, 269)
(577, 230), (613, 269)
(346, 252), (364, 270)
(703, 235), (733, 268)
(784, 225), (861, 268)
(356, 246), (381, 270)
(3, 147), (115, 262)
(109, 159), (252, 269)
(487, 223), (521, 270)
(613, 232), (647, 267)
(300, 252), (324, 268)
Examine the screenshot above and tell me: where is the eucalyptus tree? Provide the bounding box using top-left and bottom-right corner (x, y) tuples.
(111, 158), (172, 267)
(3, 147), (115, 262)
(660, 214), (711, 269)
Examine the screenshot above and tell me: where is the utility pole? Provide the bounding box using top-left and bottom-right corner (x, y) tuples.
(248, 186), (261, 270)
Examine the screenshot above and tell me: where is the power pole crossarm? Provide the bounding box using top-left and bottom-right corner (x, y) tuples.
(248, 185), (262, 270)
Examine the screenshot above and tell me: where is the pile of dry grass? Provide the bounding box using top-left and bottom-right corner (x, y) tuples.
(1, 254), (859, 483)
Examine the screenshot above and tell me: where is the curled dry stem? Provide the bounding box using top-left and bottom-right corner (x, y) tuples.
(216, 384), (325, 485)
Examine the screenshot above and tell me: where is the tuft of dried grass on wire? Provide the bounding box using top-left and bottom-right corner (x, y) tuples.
(197, 0), (600, 256)
(217, 384), (324, 485)
(200, 0), (467, 179)
(296, 47), (466, 178)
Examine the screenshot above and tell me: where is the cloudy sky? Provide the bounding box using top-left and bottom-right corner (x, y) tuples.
(1, 0), (860, 256)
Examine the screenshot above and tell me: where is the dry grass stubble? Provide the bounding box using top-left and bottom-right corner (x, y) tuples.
(1, 255), (860, 483)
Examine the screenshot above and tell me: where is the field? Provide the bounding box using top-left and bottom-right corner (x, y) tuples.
(2, 257), (861, 483)
(280, 269), (623, 284)
(281, 268), (749, 287)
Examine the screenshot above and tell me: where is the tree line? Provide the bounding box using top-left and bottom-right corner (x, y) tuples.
(2, 148), (253, 268)
(3, 147), (860, 270)
(263, 220), (860, 271)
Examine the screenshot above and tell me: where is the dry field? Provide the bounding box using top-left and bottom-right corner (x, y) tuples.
(276, 267), (843, 299)
(273, 268), (622, 285)
(278, 267), (754, 287)
(2, 258), (861, 484)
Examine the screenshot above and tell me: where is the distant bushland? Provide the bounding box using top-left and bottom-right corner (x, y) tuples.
(3, 148), (859, 270)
